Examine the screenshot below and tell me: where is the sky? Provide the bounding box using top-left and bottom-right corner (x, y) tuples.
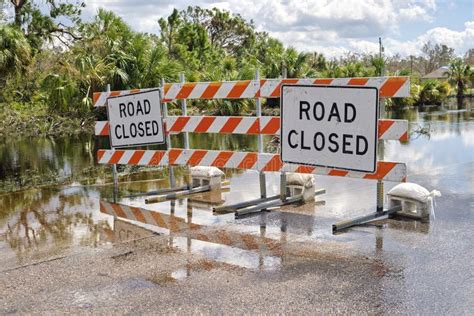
(5, 0), (474, 58)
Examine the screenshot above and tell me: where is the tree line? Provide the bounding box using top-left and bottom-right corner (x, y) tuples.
(0, 1), (473, 122)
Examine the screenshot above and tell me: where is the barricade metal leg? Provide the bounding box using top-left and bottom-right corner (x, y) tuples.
(280, 172), (287, 201)
(376, 98), (386, 212)
(161, 78), (176, 188)
(332, 205), (401, 233)
(255, 70), (267, 200)
(213, 195), (281, 213)
(106, 84), (119, 202)
(279, 67), (287, 202)
(145, 185), (211, 204)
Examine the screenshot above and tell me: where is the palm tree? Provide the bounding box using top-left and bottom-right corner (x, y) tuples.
(445, 59), (471, 97)
(0, 25), (31, 82)
(370, 55), (386, 76)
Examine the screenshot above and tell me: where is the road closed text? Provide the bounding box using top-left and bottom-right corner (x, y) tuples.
(287, 101), (368, 155)
(281, 85), (378, 173)
(107, 89), (165, 147)
(114, 100), (160, 139)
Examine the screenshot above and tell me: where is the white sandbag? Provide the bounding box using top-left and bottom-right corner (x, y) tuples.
(387, 183), (440, 203)
(286, 173), (315, 188)
(190, 166), (225, 178)
(388, 182), (441, 218)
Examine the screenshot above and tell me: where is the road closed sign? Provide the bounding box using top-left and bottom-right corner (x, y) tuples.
(107, 89), (165, 148)
(281, 85), (378, 173)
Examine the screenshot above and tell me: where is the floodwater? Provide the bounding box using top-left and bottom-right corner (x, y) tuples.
(0, 97), (473, 313)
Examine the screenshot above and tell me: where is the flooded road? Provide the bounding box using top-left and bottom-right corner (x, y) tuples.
(0, 99), (473, 313)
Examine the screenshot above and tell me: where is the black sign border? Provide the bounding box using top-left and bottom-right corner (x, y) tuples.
(106, 88), (166, 149)
(280, 84), (379, 174)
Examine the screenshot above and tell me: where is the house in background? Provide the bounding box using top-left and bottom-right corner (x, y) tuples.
(421, 66), (450, 81)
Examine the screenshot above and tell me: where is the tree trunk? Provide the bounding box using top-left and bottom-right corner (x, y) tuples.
(12, 0), (26, 28)
(457, 81), (464, 97)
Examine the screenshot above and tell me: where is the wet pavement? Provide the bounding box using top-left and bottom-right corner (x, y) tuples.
(0, 101), (473, 314)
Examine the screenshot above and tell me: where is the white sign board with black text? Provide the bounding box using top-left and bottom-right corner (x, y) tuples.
(107, 89), (165, 148)
(281, 85), (378, 173)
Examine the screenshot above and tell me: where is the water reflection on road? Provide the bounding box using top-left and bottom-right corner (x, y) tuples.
(0, 99), (473, 279)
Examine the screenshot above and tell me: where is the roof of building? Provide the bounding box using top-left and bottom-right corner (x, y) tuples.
(422, 66), (450, 79)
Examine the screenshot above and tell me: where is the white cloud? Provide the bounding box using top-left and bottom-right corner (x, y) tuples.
(77, 0), (472, 58)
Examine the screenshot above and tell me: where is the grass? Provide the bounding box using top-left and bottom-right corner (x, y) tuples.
(0, 102), (95, 137)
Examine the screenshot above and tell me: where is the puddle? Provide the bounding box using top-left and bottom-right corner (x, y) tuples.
(0, 100), (473, 300)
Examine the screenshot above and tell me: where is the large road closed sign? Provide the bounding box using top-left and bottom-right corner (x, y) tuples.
(107, 89), (165, 148)
(281, 85), (379, 173)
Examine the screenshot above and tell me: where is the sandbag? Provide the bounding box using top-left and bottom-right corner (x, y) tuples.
(286, 173), (315, 188)
(190, 166), (225, 177)
(387, 183), (440, 203)
(388, 182), (441, 218)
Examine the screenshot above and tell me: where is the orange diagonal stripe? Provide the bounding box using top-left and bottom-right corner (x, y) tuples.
(262, 155), (283, 172)
(363, 162), (397, 180)
(380, 77), (406, 97)
(169, 116), (190, 132)
(378, 119), (395, 138)
(194, 117), (216, 133)
(168, 149), (183, 165)
(128, 150), (145, 165)
(295, 166), (316, 173)
(247, 119), (260, 134)
(400, 131), (408, 142)
(164, 83), (171, 95)
(237, 153), (258, 169)
(93, 92), (101, 104)
(188, 150), (207, 166)
(314, 78), (333, 85)
(130, 206), (146, 223)
(100, 122), (110, 136)
(109, 151), (124, 164)
(149, 211), (168, 229)
(348, 78), (369, 85)
(271, 79), (298, 97)
(211, 151), (234, 167)
(111, 203), (127, 218)
(260, 118), (280, 134)
(328, 169), (349, 177)
(149, 151), (166, 165)
(201, 82), (222, 98)
(217, 231), (233, 246)
(227, 80), (250, 98)
(176, 83), (196, 99)
(97, 150), (106, 162)
(220, 117), (243, 133)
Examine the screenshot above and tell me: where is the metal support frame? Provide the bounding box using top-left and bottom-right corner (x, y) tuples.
(280, 67), (287, 201)
(377, 97), (386, 212)
(124, 184), (192, 198)
(233, 188), (326, 218)
(144, 180), (230, 204)
(255, 69), (267, 200)
(332, 205), (401, 233)
(235, 194), (304, 217)
(107, 84), (119, 201)
(145, 185), (211, 204)
(213, 194), (281, 213)
(161, 78), (176, 188)
(376, 37), (386, 213)
(180, 73), (190, 150)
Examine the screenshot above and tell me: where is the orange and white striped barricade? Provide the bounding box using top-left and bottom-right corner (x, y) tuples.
(94, 76), (410, 219)
(99, 200), (284, 258)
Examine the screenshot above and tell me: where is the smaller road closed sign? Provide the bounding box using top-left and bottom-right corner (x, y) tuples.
(281, 85), (379, 173)
(107, 89), (165, 148)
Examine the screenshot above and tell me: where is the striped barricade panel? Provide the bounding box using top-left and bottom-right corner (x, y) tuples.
(96, 149), (407, 182)
(100, 200), (283, 255)
(93, 76), (410, 107)
(95, 117), (408, 141)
